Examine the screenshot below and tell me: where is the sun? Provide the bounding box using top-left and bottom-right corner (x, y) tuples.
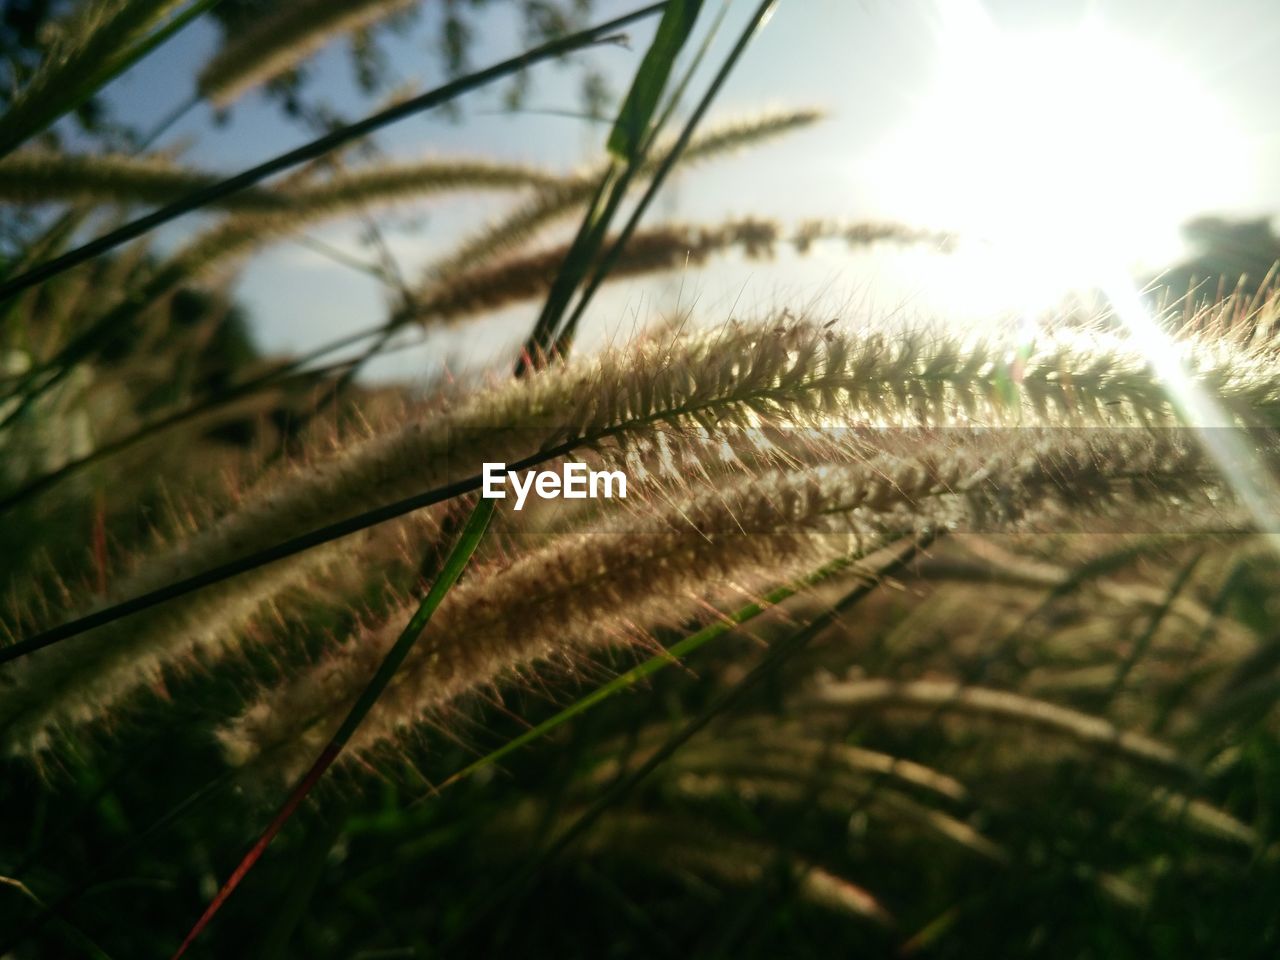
(868, 0), (1254, 311)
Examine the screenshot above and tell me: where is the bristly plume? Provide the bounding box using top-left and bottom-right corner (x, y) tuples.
(0, 0), (186, 156)
(197, 0), (419, 108)
(5, 313), (1278, 756)
(394, 218), (951, 329)
(0, 151), (568, 211)
(423, 109), (826, 280)
(217, 422), (1247, 782)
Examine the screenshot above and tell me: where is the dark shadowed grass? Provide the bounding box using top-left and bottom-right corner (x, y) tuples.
(1, 2), (1279, 958)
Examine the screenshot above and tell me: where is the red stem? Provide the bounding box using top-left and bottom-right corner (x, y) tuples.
(169, 743), (340, 959)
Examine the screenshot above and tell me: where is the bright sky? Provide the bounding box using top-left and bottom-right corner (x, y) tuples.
(101, 0), (1280, 382)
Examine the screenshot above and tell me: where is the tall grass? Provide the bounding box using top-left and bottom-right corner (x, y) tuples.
(1, 2), (1279, 958)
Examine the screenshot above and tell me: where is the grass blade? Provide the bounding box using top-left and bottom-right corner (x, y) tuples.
(0, 0), (218, 159)
(516, 1), (703, 373)
(608, 0), (705, 161)
(444, 530), (939, 949)
(169, 498), (495, 958)
(0, 2), (667, 304)
(430, 553), (859, 794)
(555, 0), (779, 353)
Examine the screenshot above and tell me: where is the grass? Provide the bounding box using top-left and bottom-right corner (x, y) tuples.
(1, 2), (1279, 958)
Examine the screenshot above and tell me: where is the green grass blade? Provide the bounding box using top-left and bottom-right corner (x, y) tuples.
(554, 0), (779, 353)
(169, 498), (494, 958)
(0, 1), (220, 159)
(331, 499), (495, 748)
(518, 1), (704, 371)
(432, 553), (858, 793)
(608, 0), (704, 161)
(635, 0), (731, 157)
(0, 2), (668, 304)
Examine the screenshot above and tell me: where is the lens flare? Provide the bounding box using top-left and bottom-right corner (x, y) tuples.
(878, 0), (1278, 539)
(870, 0), (1254, 315)
(1102, 275), (1280, 539)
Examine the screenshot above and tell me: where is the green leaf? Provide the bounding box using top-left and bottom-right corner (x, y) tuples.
(171, 499), (495, 958)
(0, 3), (669, 304)
(331, 498), (495, 749)
(607, 0), (705, 161)
(0, 1), (222, 160)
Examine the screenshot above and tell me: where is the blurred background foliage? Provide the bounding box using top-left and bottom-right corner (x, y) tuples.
(0, 2), (1279, 958)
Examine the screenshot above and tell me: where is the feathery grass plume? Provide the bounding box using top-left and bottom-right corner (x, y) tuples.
(25, 306), (1267, 582)
(0, 535), (359, 757)
(217, 420), (1244, 780)
(589, 726), (971, 805)
(217, 481), (867, 779)
(670, 745), (1254, 861)
(789, 218), (957, 254)
(0, 471), (455, 756)
(395, 217), (949, 328)
(0, 0), (186, 157)
(34, 156), (576, 359)
(3, 322), (841, 739)
(2, 319), (916, 612)
(666, 730), (971, 803)
(1145, 789), (1258, 849)
(930, 535), (1254, 656)
(907, 542), (1259, 709)
(0, 150), (565, 210)
(0, 368), (468, 753)
(154, 159), (575, 282)
(197, 0), (418, 108)
(606, 813), (896, 927)
(804, 676), (1259, 850)
(423, 109), (825, 280)
(7, 314), (1274, 756)
(669, 771), (1008, 864)
(797, 678), (1194, 779)
(0, 150), (274, 208)
(524, 806), (896, 927)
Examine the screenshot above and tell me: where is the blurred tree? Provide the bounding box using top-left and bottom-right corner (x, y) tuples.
(0, 0), (130, 147)
(1161, 215), (1280, 304)
(0, 0), (608, 144)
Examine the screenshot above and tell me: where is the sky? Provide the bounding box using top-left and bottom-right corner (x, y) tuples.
(97, 0), (1280, 382)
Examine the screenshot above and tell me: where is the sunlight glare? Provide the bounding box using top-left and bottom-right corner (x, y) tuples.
(867, 1), (1280, 543)
(870, 0), (1253, 313)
